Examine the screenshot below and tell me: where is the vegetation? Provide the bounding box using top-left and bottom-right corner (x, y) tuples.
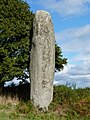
(55, 44), (67, 71)
(1, 1), (89, 120)
(0, 0), (34, 82)
(0, 85), (90, 120)
(0, 0), (67, 83)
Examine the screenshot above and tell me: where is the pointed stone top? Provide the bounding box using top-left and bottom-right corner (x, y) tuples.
(35, 10), (52, 21)
(36, 10), (50, 15)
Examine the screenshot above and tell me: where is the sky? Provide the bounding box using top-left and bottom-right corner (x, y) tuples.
(23, 0), (90, 88)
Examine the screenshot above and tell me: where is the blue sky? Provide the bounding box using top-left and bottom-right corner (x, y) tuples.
(24, 0), (90, 88)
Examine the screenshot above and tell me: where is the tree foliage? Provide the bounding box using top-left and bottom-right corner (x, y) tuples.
(0, 0), (34, 82)
(0, 0), (67, 82)
(55, 44), (67, 71)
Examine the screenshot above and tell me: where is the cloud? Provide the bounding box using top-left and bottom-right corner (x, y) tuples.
(4, 77), (30, 87)
(55, 24), (90, 88)
(54, 63), (90, 88)
(55, 24), (90, 78)
(56, 24), (90, 52)
(57, 24), (90, 66)
(38, 0), (90, 17)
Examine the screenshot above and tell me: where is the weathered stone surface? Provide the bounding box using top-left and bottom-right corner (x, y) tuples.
(30, 10), (55, 110)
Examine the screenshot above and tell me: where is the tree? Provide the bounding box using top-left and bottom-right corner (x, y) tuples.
(55, 44), (67, 71)
(0, 0), (67, 83)
(0, 0), (34, 82)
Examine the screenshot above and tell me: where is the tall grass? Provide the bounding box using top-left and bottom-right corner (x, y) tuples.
(0, 95), (19, 106)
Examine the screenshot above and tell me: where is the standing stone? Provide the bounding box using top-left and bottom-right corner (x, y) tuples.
(30, 10), (55, 110)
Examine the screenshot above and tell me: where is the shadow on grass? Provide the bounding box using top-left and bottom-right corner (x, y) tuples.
(0, 83), (30, 101)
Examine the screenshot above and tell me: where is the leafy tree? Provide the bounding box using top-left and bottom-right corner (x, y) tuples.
(55, 44), (67, 71)
(0, 0), (34, 82)
(0, 0), (67, 83)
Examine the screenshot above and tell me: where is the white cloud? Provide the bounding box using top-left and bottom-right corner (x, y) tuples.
(4, 77), (30, 87)
(54, 63), (90, 88)
(38, 0), (90, 17)
(56, 24), (90, 52)
(55, 24), (90, 88)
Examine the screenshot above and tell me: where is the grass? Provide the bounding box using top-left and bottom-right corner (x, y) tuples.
(0, 85), (90, 120)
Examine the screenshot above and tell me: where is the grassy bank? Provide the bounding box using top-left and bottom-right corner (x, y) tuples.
(0, 85), (90, 120)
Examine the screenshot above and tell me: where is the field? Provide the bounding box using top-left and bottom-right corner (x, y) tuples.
(0, 85), (90, 120)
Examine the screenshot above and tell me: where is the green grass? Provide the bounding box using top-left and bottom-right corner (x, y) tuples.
(0, 85), (90, 120)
